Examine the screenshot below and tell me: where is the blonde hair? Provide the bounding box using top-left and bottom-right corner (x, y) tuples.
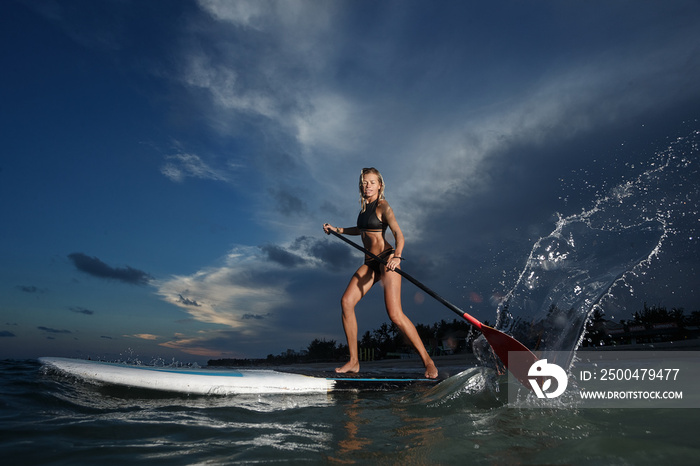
(359, 167), (386, 212)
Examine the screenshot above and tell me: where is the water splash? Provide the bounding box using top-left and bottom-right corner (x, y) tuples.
(412, 366), (506, 409)
(475, 129), (699, 370)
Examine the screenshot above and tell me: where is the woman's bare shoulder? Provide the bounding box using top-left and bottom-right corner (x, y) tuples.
(376, 199), (394, 220)
(377, 199), (391, 210)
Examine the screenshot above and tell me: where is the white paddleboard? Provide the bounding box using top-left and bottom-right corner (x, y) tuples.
(39, 357), (439, 395)
(40, 357), (333, 395)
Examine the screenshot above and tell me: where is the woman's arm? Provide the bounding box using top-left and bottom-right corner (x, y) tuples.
(323, 224), (360, 236)
(377, 202), (404, 269)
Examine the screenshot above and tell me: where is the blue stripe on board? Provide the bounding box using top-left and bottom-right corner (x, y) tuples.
(326, 377), (434, 382)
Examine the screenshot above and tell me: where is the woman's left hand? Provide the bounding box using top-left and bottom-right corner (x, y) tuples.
(386, 255), (401, 271)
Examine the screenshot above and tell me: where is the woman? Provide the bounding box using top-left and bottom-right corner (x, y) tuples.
(323, 167), (438, 379)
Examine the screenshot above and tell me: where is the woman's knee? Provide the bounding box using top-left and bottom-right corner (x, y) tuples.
(340, 293), (356, 312)
(386, 307), (405, 325)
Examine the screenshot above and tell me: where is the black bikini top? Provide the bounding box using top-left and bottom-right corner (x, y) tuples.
(357, 199), (384, 232)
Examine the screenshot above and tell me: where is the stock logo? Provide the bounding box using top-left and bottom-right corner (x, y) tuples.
(528, 359), (568, 399)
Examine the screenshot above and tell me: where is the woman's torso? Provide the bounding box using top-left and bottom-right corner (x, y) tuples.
(357, 199), (392, 255)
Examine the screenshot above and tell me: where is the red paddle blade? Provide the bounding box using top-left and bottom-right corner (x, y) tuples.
(480, 324), (538, 388)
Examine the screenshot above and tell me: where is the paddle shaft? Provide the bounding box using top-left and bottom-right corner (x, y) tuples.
(329, 230), (483, 330)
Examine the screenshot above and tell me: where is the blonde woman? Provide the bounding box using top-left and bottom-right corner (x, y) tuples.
(323, 167), (438, 378)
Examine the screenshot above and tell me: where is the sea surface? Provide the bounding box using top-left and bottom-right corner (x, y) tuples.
(2, 357), (699, 465)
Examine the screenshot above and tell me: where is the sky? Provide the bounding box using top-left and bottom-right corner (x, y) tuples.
(1, 0), (699, 363)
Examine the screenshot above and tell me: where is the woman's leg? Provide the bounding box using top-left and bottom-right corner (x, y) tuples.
(381, 268), (438, 378)
(336, 265), (377, 373)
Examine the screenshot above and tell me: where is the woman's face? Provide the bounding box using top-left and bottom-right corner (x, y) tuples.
(361, 173), (381, 199)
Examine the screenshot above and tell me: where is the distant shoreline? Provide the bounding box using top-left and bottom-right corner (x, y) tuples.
(581, 339), (700, 351)
(207, 340), (700, 374)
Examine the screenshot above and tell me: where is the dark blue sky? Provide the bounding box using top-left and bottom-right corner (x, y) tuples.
(1, 0), (699, 362)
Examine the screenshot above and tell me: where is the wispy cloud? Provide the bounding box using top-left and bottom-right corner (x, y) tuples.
(68, 253), (153, 286)
(160, 152), (230, 183)
(125, 334), (160, 341)
(69, 306), (95, 316)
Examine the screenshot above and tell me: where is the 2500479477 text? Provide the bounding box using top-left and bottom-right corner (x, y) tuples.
(579, 368), (680, 382)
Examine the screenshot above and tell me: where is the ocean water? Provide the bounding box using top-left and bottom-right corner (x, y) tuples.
(2, 358), (699, 465)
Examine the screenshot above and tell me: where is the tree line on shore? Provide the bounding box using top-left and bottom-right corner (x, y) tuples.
(583, 303), (700, 347)
(208, 318), (477, 367)
(208, 304), (699, 367)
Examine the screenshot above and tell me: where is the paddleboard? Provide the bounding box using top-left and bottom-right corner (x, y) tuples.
(39, 357), (440, 395)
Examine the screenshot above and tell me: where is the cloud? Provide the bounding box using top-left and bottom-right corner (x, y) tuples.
(161, 152), (230, 183)
(0, 331), (15, 338)
(168, 0), (346, 187)
(178, 294), (201, 307)
(125, 334), (160, 340)
(68, 253), (153, 285)
(156, 245), (292, 329)
(159, 331), (243, 358)
(155, 236), (346, 333)
(305, 237), (357, 271)
(16, 285), (38, 293)
(259, 243), (306, 268)
(197, 0), (270, 28)
(269, 188), (307, 216)
(292, 92), (365, 155)
(241, 313), (270, 320)
(70, 306), (95, 315)
(37, 326), (71, 334)
(16, 285), (46, 294)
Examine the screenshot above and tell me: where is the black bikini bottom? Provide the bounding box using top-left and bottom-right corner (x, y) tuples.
(364, 248), (394, 273)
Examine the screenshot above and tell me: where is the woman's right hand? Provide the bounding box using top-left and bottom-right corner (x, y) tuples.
(323, 223), (334, 235)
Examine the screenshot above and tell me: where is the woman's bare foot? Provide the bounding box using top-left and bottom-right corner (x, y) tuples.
(335, 360), (360, 374)
(424, 361), (438, 379)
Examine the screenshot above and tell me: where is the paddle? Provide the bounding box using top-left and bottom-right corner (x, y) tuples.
(328, 229), (538, 387)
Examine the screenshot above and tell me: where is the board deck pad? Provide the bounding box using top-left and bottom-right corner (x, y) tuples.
(39, 357), (443, 394)
(283, 368), (443, 390)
